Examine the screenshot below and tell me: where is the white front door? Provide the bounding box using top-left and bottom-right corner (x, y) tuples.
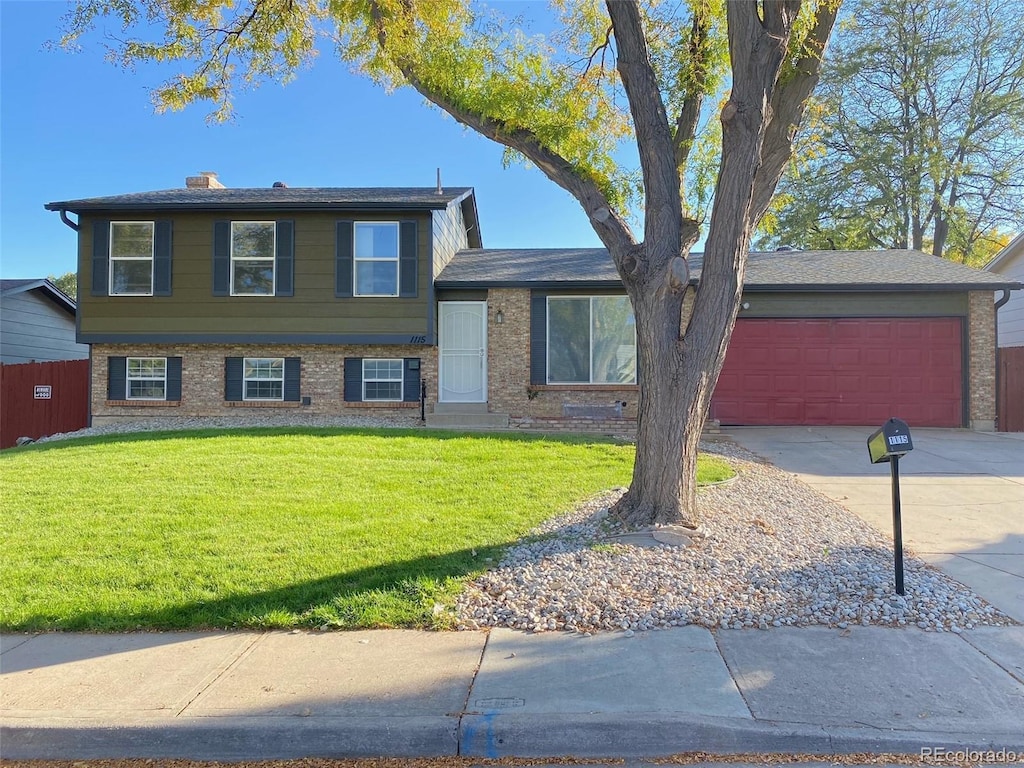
(438, 301), (487, 403)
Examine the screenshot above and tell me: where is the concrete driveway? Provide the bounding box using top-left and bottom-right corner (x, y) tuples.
(724, 426), (1024, 623)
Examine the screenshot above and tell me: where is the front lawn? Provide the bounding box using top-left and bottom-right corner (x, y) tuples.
(0, 427), (732, 631)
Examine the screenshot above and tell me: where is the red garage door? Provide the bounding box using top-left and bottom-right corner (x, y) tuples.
(710, 318), (963, 427)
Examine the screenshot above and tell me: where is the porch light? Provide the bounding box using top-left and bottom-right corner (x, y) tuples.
(495, 309), (504, 324)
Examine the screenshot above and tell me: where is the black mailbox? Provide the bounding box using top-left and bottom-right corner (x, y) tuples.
(867, 418), (914, 464)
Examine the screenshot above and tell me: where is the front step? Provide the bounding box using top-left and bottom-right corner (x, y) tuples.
(431, 402), (490, 415)
(425, 411), (510, 429)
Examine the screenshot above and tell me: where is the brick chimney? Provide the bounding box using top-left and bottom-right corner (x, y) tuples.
(185, 171), (225, 189)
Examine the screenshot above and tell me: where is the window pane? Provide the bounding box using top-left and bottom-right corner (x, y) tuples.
(355, 223), (399, 259)
(232, 223), (275, 260)
(129, 380), (166, 398)
(245, 380), (283, 399)
(111, 223), (153, 259)
(592, 296), (636, 384)
(355, 261), (398, 295)
(128, 358), (166, 378)
(365, 381), (402, 400)
(233, 262), (274, 295)
(244, 358), (283, 379)
(548, 298), (590, 383)
(111, 260), (153, 294)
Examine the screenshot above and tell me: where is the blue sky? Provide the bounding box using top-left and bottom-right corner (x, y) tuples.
(0, 0), (608, 280)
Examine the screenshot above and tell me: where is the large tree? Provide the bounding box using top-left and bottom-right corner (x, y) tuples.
(759, 0), (1024, 265)
(62, 0), (837, 529)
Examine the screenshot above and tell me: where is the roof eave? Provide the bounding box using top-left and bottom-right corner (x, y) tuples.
(740, 282), (1024, 292)
(45, 200), (463, 214)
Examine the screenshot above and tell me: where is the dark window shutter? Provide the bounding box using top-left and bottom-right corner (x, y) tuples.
(283, 357), (301, 401)
(336, 220), (354, 298)
(275, 220), (294, 297)
(343, 357), (362, 402)
(530, 292), (548, 385)
(399, 220), (418, 297)
(213, 221), (230, 296)
(403, 358), (421, 402)
(224, 357), (243, 401)
(92, 220), (110, 296)
(107, 356), (126, 399)
(166, 357), (183, 401)
(153, 220), (173, 296)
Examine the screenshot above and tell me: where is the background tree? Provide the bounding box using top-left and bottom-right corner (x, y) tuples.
(758, 0), (1024, 265)
(47, 271), (77, 300)
(61, 0), (837, 528)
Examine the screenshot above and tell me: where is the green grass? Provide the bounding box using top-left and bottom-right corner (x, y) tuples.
(0, 427), (733, 631)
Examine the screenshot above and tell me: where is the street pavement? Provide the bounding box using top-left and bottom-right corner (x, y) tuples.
(3, 427), (1023, 761)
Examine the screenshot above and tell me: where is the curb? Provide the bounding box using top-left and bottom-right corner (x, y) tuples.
(5, 714), (1023, 761)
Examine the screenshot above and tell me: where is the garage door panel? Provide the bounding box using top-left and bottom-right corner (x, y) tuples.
(711, 317), (962, 427)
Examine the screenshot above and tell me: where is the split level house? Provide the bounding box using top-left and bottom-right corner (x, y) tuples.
(46, 174), (1022, 433)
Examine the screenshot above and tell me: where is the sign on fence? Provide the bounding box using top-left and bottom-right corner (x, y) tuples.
(34, 385), (52, 399)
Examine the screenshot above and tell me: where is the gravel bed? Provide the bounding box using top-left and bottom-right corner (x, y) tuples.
(30, 419), (1014, 635)
(455, 440), (1016, 634)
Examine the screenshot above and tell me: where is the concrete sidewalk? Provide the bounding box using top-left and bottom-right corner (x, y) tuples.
(3, 625), (1024, 760)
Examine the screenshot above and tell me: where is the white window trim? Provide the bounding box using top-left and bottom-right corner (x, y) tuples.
(362, 358), (404, 402)
(546, 295), (637, 385)
(109, 221), (155, 297)
(230, 221), (277, 297)
(353, 221), (400, 297)
(242, 357), (285, 401)
(126, 356), (167, 400)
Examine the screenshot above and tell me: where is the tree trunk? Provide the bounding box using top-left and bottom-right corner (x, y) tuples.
(611, 278), (706, 530)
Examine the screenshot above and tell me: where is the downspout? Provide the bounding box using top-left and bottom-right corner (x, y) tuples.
(58, 208), (79, 231)
(993, 289), (1012, 431)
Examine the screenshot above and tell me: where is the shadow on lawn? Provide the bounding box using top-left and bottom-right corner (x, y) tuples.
(13, 544), (511, 633)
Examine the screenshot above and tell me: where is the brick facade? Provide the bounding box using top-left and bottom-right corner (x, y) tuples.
(484, 288), (639, 432)
(91, 343), (434, 425)
(90, 289), (1000, 433)
(968, 291), (997, 431)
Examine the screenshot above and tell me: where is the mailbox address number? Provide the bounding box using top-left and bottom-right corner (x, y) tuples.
(888, 434), (910, 445)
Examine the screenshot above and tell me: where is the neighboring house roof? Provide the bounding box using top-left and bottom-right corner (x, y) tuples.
(0, 278), (76, 314)
(436, 248), (1024, 292)
(985, 232), (1024, 273)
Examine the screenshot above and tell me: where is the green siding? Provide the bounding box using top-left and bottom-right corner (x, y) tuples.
(78, 211), (433, 339)
(740, 292), (968, 317)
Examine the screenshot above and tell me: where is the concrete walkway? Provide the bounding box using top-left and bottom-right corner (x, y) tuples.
(725, 427), (1024, 623)
(3, 624), (1024, 760)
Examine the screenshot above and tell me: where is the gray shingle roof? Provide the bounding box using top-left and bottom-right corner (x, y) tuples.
(1, 278), (76, 311)
(45, 187), (475, 212)
(435, 248), (1023, 291)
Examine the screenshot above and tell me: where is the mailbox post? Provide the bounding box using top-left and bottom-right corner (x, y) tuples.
(867, 418), (914, 595)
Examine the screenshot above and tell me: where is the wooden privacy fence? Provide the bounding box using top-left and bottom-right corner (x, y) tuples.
(0, 359), (89, 448)
(998, 347), (1024, 433)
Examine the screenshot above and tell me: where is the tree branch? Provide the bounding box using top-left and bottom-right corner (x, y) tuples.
(367, 1), (636, 256)
(672, 12), (711, 170)
(749, 2), (838, 228)
(605, 0), (684, 251)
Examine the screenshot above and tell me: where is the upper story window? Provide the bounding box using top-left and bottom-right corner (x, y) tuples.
(547, 296), (637, 385)
(231, 222), (276, 296)
(109, 222), (154, 296)
(354, 222), (400, 296)
(213, 220), (293, 298)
